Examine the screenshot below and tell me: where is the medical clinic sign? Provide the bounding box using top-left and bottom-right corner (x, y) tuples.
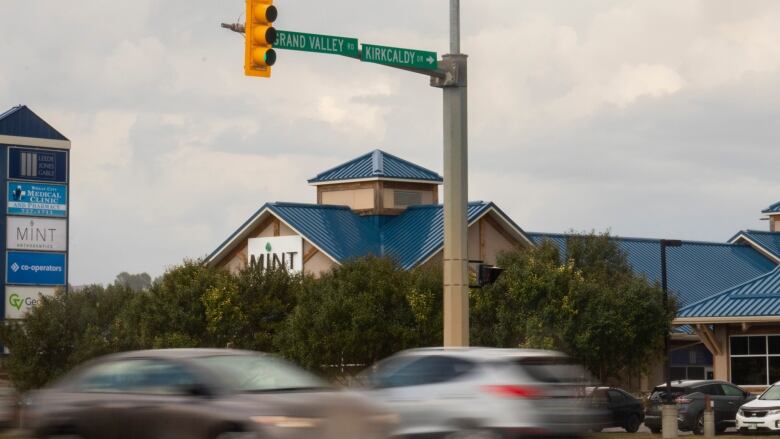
(0, 106), (71, 321)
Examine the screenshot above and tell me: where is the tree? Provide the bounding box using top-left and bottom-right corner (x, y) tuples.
(275, 256), (418, 375)
(133, 260), (233, 349)
(114, 272), (152, 292)
(202, 265), (300, 351)
(471, 233), (673, 382)
(0, 284), (134, 391)
(406, 262), (443, 347)
(471, 241), (578, 348)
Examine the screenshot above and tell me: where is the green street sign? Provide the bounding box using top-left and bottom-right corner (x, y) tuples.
(276, 30), (359, 57)
(361, 44), (438, 70)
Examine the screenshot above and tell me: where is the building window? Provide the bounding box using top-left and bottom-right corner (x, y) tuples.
(394, 190), (422, 208)
(730, 335), (780, 386)
(671, 366), (705, 380)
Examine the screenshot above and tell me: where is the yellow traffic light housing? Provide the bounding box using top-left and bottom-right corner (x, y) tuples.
(245, 0), (277, 78)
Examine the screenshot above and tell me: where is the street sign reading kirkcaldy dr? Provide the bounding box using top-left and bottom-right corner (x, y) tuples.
(361, 43), (438, 70)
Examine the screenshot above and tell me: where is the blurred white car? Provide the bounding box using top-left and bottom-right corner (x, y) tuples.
(357, 347), (604, 438)
(737, 382), (780, 433)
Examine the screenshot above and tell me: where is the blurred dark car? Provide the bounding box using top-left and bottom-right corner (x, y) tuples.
(644, 380), (754, 435)
(587, 387), (644, 433)
(21, 349), (394, 439)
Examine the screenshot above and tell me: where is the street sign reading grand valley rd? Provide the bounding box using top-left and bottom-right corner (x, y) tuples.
(276, 30), (359, 57)
(361, 43), (438, 70)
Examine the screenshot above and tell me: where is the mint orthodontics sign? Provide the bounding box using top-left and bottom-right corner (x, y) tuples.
(247, 236), (303, 273)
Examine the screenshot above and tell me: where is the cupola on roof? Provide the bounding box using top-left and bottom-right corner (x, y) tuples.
(763, 201), (780, 215)
(308, 149), (443, 185)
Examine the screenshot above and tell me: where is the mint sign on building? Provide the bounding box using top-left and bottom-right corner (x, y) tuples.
(247, 236), (303, 273)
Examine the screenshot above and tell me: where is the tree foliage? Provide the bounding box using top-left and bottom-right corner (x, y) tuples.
(0, 234), (673, 390)
(275, 256), (420, 375)
(203, 265), (300, 351)
(113, 272), (152, 292)
(0, 284), (134, 391)
(472, 232), (674, 381)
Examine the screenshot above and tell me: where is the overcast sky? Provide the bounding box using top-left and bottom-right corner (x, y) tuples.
(2, 1), (779, 285)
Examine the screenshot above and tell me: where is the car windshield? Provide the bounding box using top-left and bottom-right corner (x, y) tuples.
(191, 354), (328, 393)
(650, 386), (685, 401)
(760, 385), (780, 400)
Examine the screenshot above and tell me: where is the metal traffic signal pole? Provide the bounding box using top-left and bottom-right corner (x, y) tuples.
(438, 0), (469, 347)
(222, 0), (471, 347)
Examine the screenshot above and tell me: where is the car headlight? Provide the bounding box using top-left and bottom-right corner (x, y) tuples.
(250, 416), (321, 428)
(738, 409), (745, 416)
(769, 409), (780, 416)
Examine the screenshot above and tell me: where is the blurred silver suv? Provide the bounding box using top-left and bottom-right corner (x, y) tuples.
(357, 347), (603, 438)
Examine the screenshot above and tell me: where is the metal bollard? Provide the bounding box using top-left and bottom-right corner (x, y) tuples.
(703, 395), (715, 437)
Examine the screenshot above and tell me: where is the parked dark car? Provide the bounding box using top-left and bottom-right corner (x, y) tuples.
(21, 349), (394, 439)
(644, 380), (754, 435)
(588, 387), (645, 433)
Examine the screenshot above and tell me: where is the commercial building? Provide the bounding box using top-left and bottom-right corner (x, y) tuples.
(207, 150), (780, 391)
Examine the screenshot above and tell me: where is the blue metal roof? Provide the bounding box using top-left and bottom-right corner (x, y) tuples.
(762, 201), (780, 214)
(382, 202), (493, 269)
(268, 203), (381, 262)
(730, 230), (780, 260)
(308, 150), (443, 184)
(527, 233), (777, 308)
(678, 267), (780, 318)
(0, 105), (68, 140)
(209, 201), (529, 269)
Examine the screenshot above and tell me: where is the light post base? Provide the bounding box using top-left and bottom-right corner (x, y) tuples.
(703, 410), (715, 437)
(662, 404), (678, 438)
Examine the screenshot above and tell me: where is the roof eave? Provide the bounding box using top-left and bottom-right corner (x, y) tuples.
(0, 134), (71, 150)
(728, 233), (780, 264)
(674, 316), (780, 325)
(308, 176), (443, 186)
(206, 204), (344, 268)
(409, 203), (534, 269)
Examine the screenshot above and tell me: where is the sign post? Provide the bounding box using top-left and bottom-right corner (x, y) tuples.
(221, 0), (469, 347)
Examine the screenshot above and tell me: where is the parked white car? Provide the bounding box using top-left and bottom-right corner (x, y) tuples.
(737, 382), (780, 433)
(357, 347), (604, 438)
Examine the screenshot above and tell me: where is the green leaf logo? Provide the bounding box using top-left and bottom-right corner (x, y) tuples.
(265, 242), (272, 252)
(9, 294), (22, 311)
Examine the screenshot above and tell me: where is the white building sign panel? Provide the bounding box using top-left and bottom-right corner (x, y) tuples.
(5, 285), (57, 319)
(248, 236), (303, 274)
(6, 217), (67, 251)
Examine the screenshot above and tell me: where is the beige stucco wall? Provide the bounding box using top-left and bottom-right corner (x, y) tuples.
(321, 188), (374, 210)
(303, 247), (337, 277)
(484, 220), (520, 264)
(428, 214), (524, 269)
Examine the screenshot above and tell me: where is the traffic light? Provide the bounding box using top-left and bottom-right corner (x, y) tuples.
(478, 264), (504, 287)
(245, 0), (277, 78)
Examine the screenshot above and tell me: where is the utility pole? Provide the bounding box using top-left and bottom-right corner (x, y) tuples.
(437, 0), (469, 347)
(222, 0), (472, 346)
